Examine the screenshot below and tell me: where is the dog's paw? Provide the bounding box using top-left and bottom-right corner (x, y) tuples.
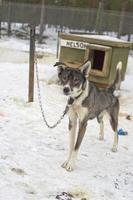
(61, 161), (74, 172)
(99, 136), (104, 141)
(65, 164), (74, 172)
(61, 161), (68, 168)
(111, 146), (118, 152)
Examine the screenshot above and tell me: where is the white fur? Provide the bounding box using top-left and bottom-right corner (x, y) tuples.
(62, 81), (89, 171)
(72, 81), (89, 121)
(117, 61), (122, 70)
(112, 131), (118, 152)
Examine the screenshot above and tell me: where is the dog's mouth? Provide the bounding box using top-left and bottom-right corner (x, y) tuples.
(64, 92), (70, 96)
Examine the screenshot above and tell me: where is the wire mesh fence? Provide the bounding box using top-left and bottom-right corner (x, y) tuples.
(0, 2), (133, 41)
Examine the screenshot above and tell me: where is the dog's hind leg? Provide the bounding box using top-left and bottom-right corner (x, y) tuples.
(62, 108), (77, 171)
(97, 112), (105, 140)
(107, 100), (119, 152)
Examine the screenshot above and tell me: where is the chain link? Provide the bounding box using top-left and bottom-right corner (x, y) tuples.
(35, 56), (69, 129)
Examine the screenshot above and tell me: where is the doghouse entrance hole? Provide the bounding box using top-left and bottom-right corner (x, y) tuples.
(91, 50), (105, 71)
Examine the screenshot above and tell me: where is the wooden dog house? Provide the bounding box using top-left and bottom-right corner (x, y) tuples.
(58, 33), (131, 87)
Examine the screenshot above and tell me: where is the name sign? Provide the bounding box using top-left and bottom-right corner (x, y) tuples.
(60, 39), (88, 50)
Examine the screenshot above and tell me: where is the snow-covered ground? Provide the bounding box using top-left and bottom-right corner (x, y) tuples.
(0, 34), (133, 200)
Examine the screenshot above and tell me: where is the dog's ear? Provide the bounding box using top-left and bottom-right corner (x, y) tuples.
(79, 60), (91, 78)
(54, 62), (67, 67)
(54, 62), (67, 76)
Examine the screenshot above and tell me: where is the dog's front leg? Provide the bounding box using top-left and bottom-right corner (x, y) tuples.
(63, 118), (88, 171)
(74, 118), (88, 153)
(62, 108), (77, 171)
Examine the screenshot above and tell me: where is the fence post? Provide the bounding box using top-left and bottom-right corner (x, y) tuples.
(127, 33), (131, 41)
(95, 0), (104, 34)
(0, 0), (2, 38)
(39, 0), (45, 43)
(7, 0), (11, 36)
(56, 31), (60, 58)
(28, 25), (35, 102)
(0, 22), (1, 38)
(117, 3), (126, 39)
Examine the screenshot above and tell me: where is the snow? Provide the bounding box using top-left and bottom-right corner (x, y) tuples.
(77, 34), (127, 42)
(0, 35), (133, 200)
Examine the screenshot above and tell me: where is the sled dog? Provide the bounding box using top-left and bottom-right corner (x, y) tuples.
(54, 60), (122, 171)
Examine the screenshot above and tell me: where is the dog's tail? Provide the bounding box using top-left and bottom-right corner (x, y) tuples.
(109, 61), (122, 92)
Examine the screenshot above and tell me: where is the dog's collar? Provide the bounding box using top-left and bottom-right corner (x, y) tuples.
(74, 79), (87, 99)
(74, 90), (83, 99)
(68, 91), (83, 106)
(68, 97), (74, 105)
(68, 79), (87, 105)
(68, 80), (87, 104)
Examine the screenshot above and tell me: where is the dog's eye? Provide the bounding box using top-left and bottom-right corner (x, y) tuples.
(73, 77), (79, 84)
(62, 76), (68, 82)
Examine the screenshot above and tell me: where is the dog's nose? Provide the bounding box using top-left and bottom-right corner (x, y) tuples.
(63, 87), (70, 95)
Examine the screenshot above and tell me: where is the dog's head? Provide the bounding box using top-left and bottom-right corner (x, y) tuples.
(54, 61), (91, 98)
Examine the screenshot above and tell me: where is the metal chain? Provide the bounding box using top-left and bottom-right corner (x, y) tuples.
(35, 56), (69, 129)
